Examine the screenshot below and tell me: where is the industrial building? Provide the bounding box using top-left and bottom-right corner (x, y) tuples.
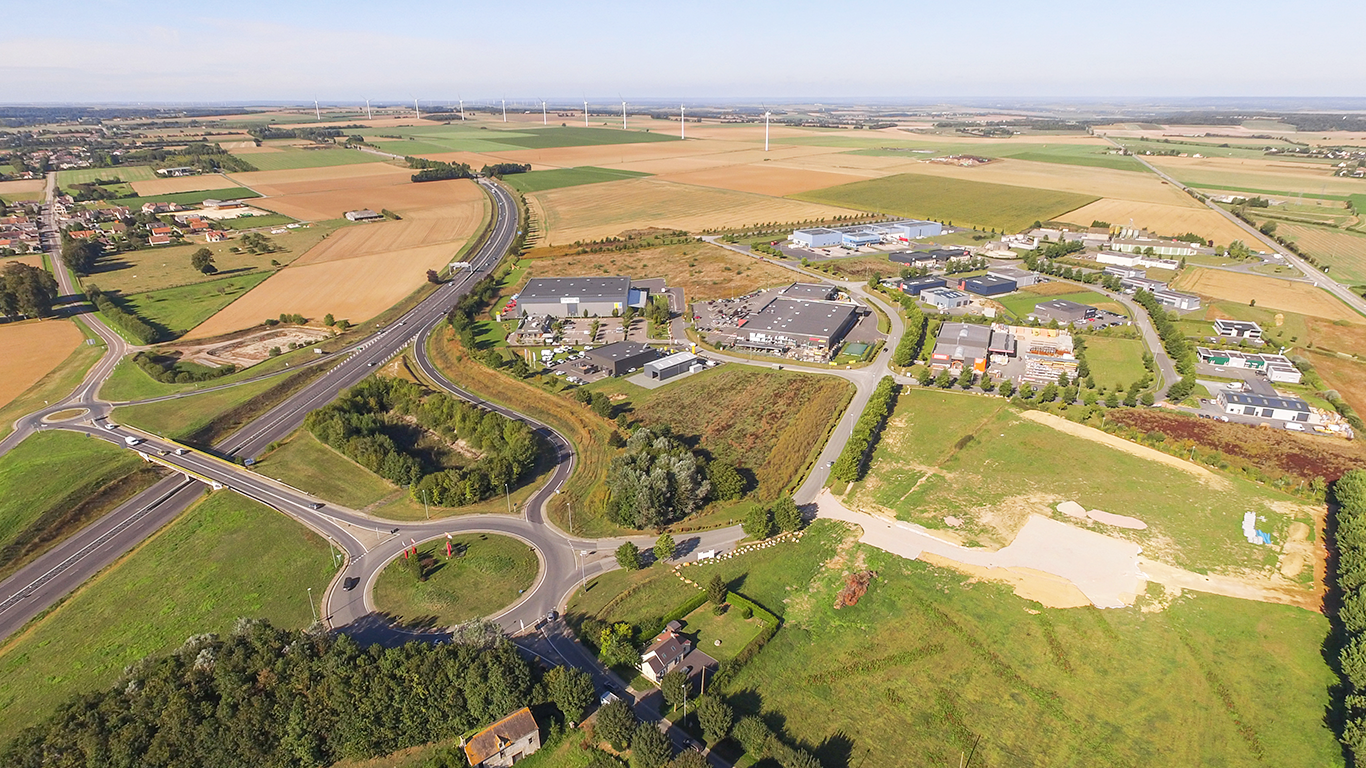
(516, 276), (648, 318)
(791, 228), (842, 248)
(1017, 326), (1079, 383)
(959, 275), (1017, 296)
(1152, 288), (1201, 311)
(842, 230), (883, 248)
(738, 296), (860, 355)
(1120, 275), (1168, 294)
(1214, 319), (1263, 339)
(1196, 348), (1302, 383)
(643, 351), (705, 382)
(986, 265), (1041, 287)
(1032, 299), (1096, 325)
(891, 249), (969, 269)
(585, 341), (660, 376)
(897, 276), (948, 296)
(777, 282), (838, 301)
(1110, 239), (1199, 258)
(921, 287), (972, 310)
(790, 220), (942, 249)
(1217, 391), (1312, 422)
(1103, 265), (1147, 279)
(929, 322), (1019, 375)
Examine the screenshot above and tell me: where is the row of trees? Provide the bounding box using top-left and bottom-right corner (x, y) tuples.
(134, 351), (237, 384)
(0, 261), (59, 320)
(889, 290), (927, 367)
(830, 377), (899, 483)
(1333, 470), (1366, 757)
(3, 619), (533, 767)
(86, 284), (159, 343)
(1130, 288), (1197, 401)
(481, 163), (530, 177)
(407, 157), (475, 183)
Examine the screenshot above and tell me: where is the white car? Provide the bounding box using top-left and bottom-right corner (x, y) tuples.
(1285, 422), (1305, 432)
(104, 423), (118, 431)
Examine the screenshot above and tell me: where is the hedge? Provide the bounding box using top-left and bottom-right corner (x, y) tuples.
(891, 298), (927, 367)
(1335, 470), (1366, 758)
(831, 376), (900, 482)
(86, 286), (158, 344)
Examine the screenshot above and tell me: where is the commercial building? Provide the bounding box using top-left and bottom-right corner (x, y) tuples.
(1196, 348), (1302, 383)
(891, 249), (969, 269)
(921, 287), (972, 310)
(1152, 288), (1201, 311)
(778, 282), (838, 301)
(1097, 251), (1183, 269)
(644, 351), (705, 382)
(889, 220), (943, 239)
(739, 296), (860, 354)
(929, 322), (1018, 374)
(986, 265), (1041, 287)
(1032, 299), (1096, 325)
(1103, 265), (1147, 279)
(1214, 319), (1263, 339)
(842, 231), (883, 248)
(1017, 326), (1079, 383)
(897, 276), (947, 296)
(1111, 239), (1199, 258)
(790, 219), (942, 248)
(959, 275), (1017, 296)
(791, 227), (842, 248)
(516, 276), (648, 318)
(464, 708), (541, 767)
(1217, 391), (1312, 422)
(585, 341), (660, 376)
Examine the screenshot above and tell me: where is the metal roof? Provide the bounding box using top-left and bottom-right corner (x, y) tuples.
(744, 297), (857, 340)
(1221, 392), (1310, 412)
(519, 276), (631, 302)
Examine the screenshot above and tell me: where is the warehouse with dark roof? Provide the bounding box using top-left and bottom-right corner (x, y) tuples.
(738, 296), (859, 354)
(516, 276), (646, 318)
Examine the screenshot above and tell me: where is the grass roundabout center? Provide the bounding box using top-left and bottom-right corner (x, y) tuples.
(373, 533), (539, 627)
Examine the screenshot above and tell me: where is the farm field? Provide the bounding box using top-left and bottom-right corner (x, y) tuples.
(227, 162), (410, 196)
(1147, 155), (1366, 197)
(519, 240), (795, 302)
(372, 533), (539, 626)
(718, 520), (1338, 768)
(528, 177), (858, 244)
(122, 270), (275, 338)
(372, 125), (681, 156)
(0, 491), (333, 737)
(478, 137), (755, 172)
(255, 176), (484, 223)
(0, 319), (84, 409)
(1058, 198), (1249, 246)
(995, 289), (1113, 321)
(793, 173), (1098, 233)
(592, 365), (854, 502)
(0, 319), (104, 442)
(987, 142), (1147, 172)
(128, 174), (249, 196)
(1083, 336), (1150, 387)
(225, 146), (377, 171)
(110, 186), (260, 207)
(1308, 351), (1366, 419)
(0, 178), (44, 202)
(56, 165), (156, 186)
(657, 163), (866, 197)
(502, 166), (651, 194)
(1172, 268), (1361, 322)
(1270, 222), (1366, 284)
(843, 388), (1315, 574)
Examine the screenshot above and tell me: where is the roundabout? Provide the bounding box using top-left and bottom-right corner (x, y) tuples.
(372, 532), (541, 628)
(40, 407), (89, 423)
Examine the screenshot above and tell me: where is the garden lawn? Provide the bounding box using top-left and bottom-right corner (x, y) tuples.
(373, 534), (538, 626)
(1083, 336), (1149, 388)
(504, 166), (651, 194)
(0, 491), (333, 737)
(678, 603), (762, 662)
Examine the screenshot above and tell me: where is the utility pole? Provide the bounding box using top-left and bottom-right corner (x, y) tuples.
(307, 587), (317, 623)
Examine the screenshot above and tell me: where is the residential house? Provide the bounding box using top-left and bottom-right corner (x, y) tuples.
(462, 708), (541, 767)
(640, 624), (691, 683)
(148, 234), (172, 246)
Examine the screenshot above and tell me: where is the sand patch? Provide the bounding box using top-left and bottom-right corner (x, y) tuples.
(919, 553), (1093, 609)
(0, 319), (84, 409)
(1019, 410), (1230, 489)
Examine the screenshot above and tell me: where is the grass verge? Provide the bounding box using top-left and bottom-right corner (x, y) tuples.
(372, 533), (539, 627)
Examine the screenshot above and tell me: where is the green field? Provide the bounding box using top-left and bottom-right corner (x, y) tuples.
(0, 431), (145, 579)
(493, 126), (680, 150)
(793, 173), (1099, 234)
(995, 289), (1114, 321)
(720, 521), (1339, 768)
(373, 125), (681, 156)
(1083, 336), (1149, 387)
(114, 369), (290, 441)
(0, 490), (334, 737)
(228, 147), (379, 171)
(991, 143), (1146, 172)
(589, 366), (853, 502)
(503, 166), (651, 194)
(846, 388), (1313, 572)
(56, 165), (157, 186)
(255, 430), (396, 509)
(120, 270), (275, 337)
(0, 189), (43, 203)
(373, 534), (539, 626)
(109, 186), (259, 207)
(1195, 183), (1349, 202)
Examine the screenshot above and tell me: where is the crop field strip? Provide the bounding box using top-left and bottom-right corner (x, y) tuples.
(55, 165), (157, 185)
(502, 166), (652, 194)
(225, 146), (380, 172)
(1271, 221), (1366, 283)
(128, 174), (251, 196)
(1147, 155), (1366, 198)
(1058, 198), (1252, 246)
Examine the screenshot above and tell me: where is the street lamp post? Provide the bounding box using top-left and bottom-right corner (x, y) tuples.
(307, 587), (317, 624)
(505, 483), (511, 514)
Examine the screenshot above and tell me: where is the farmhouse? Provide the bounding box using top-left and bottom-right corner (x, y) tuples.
(1032, 299), (1096, 325)
(1217, 391), (1312, 423)
(640, 625), (692, 683)
(205, 230), (227, 243)
(986, 265), (1041, 287)
(586, 341), (660, 376)
(644, 351), (706, 382)
(738, 295), (860, 355)
(463, 708), (541, 767)
(1214, 319), (1263, 339)
(897, 276), (948, 296)
(344, 209), (385, 222)
(517, 276), (649, 318)
(921, 287), (971, 310)
(1152, 288), (1201, 311)
(959, 275), (1016, 296)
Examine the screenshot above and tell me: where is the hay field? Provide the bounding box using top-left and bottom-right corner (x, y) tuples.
(0, 320), (83, 409)
(293, 193), (485, 265)
(656, 163), (865, 196)
(1275, 222), (1366, 283)
(56, 166), (156, 185)
(478, 138), (747, 171)
(1147, 155), (1366, 197)
(1058, 199), (1250, 245)
(227, 163), (409, 197)
(256, 176), (483, 222)
(184, 242), (463, 339)
(130, 174), (246, 196)
(520, 240), (795, 302)
(0, 179), (44, 201)
(528, 177), (858, 243)
(1173, 268), (1360, 322)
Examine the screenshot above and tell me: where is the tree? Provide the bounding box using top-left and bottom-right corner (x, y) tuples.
(653, 533), (675, 564)
(695, 695), (734, 745)
(707, 461), (745, 500)
(669, 752), (709, 768)
(706, 574), (728, 605)
(742, 504), (774, 540)
(0, 262), (59, 318)
(546, 665), (595, 723)
(630, 723), (673, 768)
(596, 699), (637, 750)
(659, 668), (688, 712)
(1105, 391), (1120, 408)
(934, 370), (953, 388)
(191, 248), (217, 274)
(733, 715), (773, 757)
(591, 391), (613, 418)
(426, 269), (441, 283)
(997, 380), (1014, 398)
(598, 623), (640, 669)
(408, 549), (425, 581)
(772, 494), (801, 532)
(61, 238), (100, 275)
(616, 542), (642, 571)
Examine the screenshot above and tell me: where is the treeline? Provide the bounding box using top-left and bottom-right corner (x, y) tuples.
(123, 142), (256, 173)
(135, 351), (236, 384)
(883, 287), (928, 367)
(1333, 470), (1366, 758)
(86, 285), (159, 343)
(481, 163), (530, 177)
(61, 233), (101, 274)
(248, 126), (346, 142)
(304, 377), (538, 507)
(606, 426), (710, 530)
(0, 262), (59, 320)
(407, 157), (474, 183)
(2, 620), (532, 768)
(1131, 289), (1197, 401)
(831, 376), (899, 482)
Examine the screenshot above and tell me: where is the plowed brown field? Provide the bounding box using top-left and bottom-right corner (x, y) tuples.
(256, 177), (484, 222)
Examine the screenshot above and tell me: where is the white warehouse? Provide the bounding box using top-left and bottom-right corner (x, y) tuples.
(791, 219), (942, 248)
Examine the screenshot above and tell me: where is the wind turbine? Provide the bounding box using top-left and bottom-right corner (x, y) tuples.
(502, 98), (507, 122)
(764, 107), (771, 151)
(681, 104), (686, 139)
(459, 96), (465, 121)
(542, 99), (547, 125)
(621, 100), (627, 131)
(314, 99), (321, 121)
(584, 100), (589, 127)
(414, 98), (421, 119)
(365, 98), (372, 120)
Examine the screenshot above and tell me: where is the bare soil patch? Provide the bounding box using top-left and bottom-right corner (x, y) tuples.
(171, 325), (333, 368)
(1173, 268), (1360, 322)
(0, 320), (84, 409)
(919, 554), (1093, 609)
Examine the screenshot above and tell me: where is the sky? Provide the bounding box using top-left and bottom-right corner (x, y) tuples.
(4, 0), (1364, 104)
